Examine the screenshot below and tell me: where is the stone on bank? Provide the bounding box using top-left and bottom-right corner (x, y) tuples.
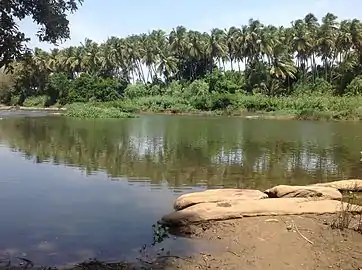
(174, 189), (268, 211)
(162, 180), (362, 226)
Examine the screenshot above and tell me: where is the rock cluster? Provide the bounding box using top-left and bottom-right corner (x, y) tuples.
(162, 180), (362, 226)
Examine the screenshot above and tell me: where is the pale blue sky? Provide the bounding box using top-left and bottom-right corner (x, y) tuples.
(21, 0), (362, 50)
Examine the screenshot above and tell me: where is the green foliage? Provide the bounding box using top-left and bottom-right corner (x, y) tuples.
(182, 79), (209, 99)
(0, 72), (15, 105)
(206, 93), (238, 110)
(133, 95), (193, 113)
(123, 83), (148, 99)
(207, 70), (244, 93)
(67, 74), (125, 103)
(0, 0), (83, 68)
(293, 78), (334, 96)
(100, 100), (140, 113)
(64, 103), (135, 119)
(45, 73), (70, 106)
(164, 81), (183, 96)
(345, 76), (362, 96)
(3, 11), (362, 120)
(23, 96), (48, 107)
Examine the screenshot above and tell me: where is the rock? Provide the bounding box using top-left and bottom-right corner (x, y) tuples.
(312, 179), (362, 192)
(264, 185), (342, 200)
(162, 198), (362, 226)
(173, 189), (268, 211)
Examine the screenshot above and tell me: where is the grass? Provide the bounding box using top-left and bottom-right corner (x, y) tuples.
(331, 192), (362, 233)
(64, 103), (136, 119)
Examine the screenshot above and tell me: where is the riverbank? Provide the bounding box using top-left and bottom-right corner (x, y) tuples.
(3, 214), (360, 270)
(4, 92), (362, 121)
(158, 180), (362, 269)
(161, 214), (362, 270)
(2, 101), (362, 121)
(0, 105), (65, 111)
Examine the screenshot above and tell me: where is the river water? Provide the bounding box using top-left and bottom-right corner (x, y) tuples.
(0, 114), (362, 266)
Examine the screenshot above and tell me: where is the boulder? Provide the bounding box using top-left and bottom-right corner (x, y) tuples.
(264, 185), (342, 200)
(162, 198), (362, 226)
(312, 179), (362, 192)
(174, 189), (268, 211)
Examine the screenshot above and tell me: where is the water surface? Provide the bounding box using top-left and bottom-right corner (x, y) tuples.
(0, 114), (362, 265)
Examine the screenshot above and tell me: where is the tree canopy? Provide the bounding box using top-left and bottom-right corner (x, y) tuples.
(2, 12), (362, 109)
(0, 0), (83, 68)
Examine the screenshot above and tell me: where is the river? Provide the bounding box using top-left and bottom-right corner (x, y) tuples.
(0, 114), (362, 266)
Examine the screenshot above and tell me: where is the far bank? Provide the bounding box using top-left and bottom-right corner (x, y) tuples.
(2, 93), (362, 121)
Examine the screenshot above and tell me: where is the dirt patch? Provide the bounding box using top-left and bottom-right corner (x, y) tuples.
(161, 214), (362, 270)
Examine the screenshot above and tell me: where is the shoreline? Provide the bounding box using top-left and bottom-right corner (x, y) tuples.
(1, 105), (359, 121)
(3, 214), (361, 270)
(161, 214), (362, 269)
(158, 180), (362, 269)
(0, 106), (66, 112)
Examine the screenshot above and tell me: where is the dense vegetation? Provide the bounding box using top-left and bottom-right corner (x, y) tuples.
(0, 0), (83, 68)
(1, 12), (362, 119)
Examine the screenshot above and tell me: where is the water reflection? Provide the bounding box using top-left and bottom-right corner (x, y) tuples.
(0, 115), (362, 189)
(1, 115), (362, 266)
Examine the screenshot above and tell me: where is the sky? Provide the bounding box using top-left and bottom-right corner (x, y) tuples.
(21, 0), (362, 50)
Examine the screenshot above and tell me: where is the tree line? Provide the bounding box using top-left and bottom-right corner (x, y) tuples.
(1, 12), (362, 106)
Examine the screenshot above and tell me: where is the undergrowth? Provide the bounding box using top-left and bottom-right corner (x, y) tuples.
(64, 103), (136, 119)
(331, 192), (362, 233)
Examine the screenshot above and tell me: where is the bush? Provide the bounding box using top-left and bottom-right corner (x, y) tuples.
(23, 96), (48, 107)
(123, 83), (148, 99)
(96, 100), (139, 113)
(0, 72), (15, 105)
(207, 92), (238, 110)
(67, 74), (124, 103)
(164, 81), (183, 96)
(345, 75), (362, 96)
(64, 103), (135, 119)
(45, 73), (70, 106)
(294, 78), (334, 96)
(134, 95), (191, 112)
(207, 70), (244, 93)
(183, 79), (209, 99)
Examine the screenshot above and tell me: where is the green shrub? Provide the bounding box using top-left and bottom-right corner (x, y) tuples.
(293, 78), (334, 96)
(64, 103), (135, 119)
(345, 75), (362, 96)
(9, 95), (21, 106)
(0, 72), (15, 105)
(23, 95), (48, 107)
(207, 70), (244, 93)
(134, 95), (191, 112)
(313, 78), (334, 95)
(100, 100), (140, 113)
(92, 77), (123, 102)
(183, 79), (209, 99)
(164, 81), (183, 96)
(45, 73), (70, 106)
(67, 74), (124, 103)
(207, 92), (238, 110)
(123, 83), (148, 99)
(296, 109), (333, 121)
